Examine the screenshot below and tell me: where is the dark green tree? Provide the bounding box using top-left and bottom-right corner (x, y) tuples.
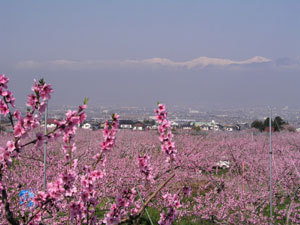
(263, 117), (272, 129)
(273, 116), (287, 131)
(251, 116), (288, 132)
(251, 120), (264, 132)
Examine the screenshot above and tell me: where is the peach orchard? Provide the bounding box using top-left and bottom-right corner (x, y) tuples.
(0, 74), (299, 224)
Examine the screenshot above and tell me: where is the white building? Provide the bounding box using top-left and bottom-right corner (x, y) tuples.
(82, 123), (92, 130)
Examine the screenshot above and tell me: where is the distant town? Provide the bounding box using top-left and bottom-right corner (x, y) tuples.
(1, 105), (300, 133)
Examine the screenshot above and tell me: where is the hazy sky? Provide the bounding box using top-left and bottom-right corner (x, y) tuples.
(1, 1), (300, 108)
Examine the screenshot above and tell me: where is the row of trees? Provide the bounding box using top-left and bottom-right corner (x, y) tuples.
(251, 116), (289, 132)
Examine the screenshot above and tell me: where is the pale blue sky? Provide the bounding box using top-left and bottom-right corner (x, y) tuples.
(1, 1), (300, 108)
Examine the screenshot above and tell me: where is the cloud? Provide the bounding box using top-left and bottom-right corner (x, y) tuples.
(16, 56), (273, 71)
(127, 56), (271, 68)
(125, 56), (271, 69)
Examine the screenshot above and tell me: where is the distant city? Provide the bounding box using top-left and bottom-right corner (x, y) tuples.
(2, 105), (299, 132)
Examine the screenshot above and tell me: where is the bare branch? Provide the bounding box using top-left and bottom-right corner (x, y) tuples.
(120, 172), (175, 224)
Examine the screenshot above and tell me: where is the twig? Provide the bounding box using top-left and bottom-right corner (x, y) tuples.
(120, 172), (175, 224)
(154, 166), (180, 180)
(92, 151), (103, 170)
(3, 97), (14, 128)
(1, 188), (20, 225)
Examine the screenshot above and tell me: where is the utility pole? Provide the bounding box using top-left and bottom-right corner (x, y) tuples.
(43, 101), (48, 191)
(269, 108), (273, 224)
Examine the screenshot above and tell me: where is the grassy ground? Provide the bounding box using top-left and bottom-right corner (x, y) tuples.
(136, 207), (215, 225)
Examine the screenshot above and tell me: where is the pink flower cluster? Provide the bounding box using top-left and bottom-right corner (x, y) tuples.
(0, 74), (9, 88)
(0, 77), (53, 168)
(52, 104), (87, 167)
(31, 105), (121, 224)
(69, 201), (84, 221)
(0, 141), (15, 167)
(30, 102), (102, 224)
(33, 169), (78, 210)
(28, 78), (53, 113)
(66, 166), (104, 223)
(101, 113), (119, 152)
(95, 113), (119, 162)
(138, 154), (154, 182)
(103, 203), (120, 225)
(155, 104), (177, 163)
(80, 166), (104, 202)
(13, 79), (53, 140)
(104, 188), (136, 225)
(158, 193), (182, 225)
(56, 105), (87, 143)
(0, 75), (15, 116)
(13, 110), (40, 138)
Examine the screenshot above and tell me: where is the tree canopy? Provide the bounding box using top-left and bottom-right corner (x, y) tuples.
(251, 116), (288, 132)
